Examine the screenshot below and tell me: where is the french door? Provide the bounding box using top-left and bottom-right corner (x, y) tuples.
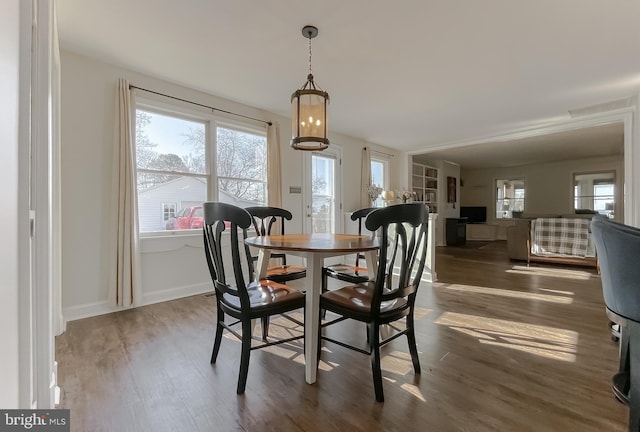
(304, 146), (342, 234)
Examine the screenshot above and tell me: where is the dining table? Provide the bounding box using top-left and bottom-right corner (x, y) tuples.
(244, 232), (380, 384)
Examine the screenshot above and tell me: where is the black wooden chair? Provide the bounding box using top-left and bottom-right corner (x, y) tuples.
(203, 202), (305, 395)
(322, 207), (377, 292)
(592, 216), (640, 431)
(245, 206), (307, 283)
(245, 206), (307, 339)
(319, 203), (429, 402)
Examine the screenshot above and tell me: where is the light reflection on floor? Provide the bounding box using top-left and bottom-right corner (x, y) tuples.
(400, 382), (427, 402)
(434, 311), (578, 362)
(507, 265), (593, 280)
(436, 283), (573, 304)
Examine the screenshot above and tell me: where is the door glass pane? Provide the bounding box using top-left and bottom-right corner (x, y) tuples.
(311, 154), (335, 233)
(371, 160), (384, 207)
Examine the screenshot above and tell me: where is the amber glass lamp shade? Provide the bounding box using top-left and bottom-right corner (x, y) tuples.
(291, 74), (329, 151)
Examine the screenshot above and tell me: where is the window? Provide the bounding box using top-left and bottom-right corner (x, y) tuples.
(135, 102), (267, 234)
(574, 171), (615, 218)
(496, 178), (525, 219)
(371, 156), (389, 207)
(162, 202), (177, 221)
(216, 126), (267, 206)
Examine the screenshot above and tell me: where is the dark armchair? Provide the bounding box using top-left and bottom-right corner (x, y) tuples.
(591, 216), (640, 431)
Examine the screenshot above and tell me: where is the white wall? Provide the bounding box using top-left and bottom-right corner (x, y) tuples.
(0, 0), (21, 408)
(460, 155), (624, 222)
(60, 50), (401, 321)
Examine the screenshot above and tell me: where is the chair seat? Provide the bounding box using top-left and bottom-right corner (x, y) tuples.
(265, 265), (307, 282)
(321, 282), (408, 319)
(221, 280), (305, 313)
(324, 264), (369, 282)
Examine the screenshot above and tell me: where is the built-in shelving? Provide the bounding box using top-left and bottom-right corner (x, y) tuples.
(412, 162), (438, 213)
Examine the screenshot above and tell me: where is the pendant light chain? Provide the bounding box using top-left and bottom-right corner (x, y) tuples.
(308, 35), (313, 76)
(291, 25), (329, 151)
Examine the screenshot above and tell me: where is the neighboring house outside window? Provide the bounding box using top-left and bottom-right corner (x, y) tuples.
(496, 178), (525, 219)
(135, 101), (267, 234)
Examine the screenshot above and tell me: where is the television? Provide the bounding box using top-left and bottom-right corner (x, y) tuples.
(460, 206), (487, 224)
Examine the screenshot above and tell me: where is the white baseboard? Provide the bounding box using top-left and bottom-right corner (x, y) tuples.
(141, 282), (212, 307)
(62, 300), (113, 322)
(63, 282), (213, 323)
(423, 271), (437, 283)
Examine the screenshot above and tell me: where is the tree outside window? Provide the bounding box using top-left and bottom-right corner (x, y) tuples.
(216, 127), (267, 204)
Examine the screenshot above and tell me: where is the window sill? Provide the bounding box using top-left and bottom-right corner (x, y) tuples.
(139, 228), (254, 254)
(140, 232), (203, 254)
(141, 229), (201, 239)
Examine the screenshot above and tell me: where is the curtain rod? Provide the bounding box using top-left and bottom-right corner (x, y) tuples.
(364, 146), (395, 158)
(129, 84), (273, 126)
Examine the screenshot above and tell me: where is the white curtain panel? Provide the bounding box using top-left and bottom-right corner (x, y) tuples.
(360, 146), (372, 208)
(109, 78), (141, 308)
(267, 122), (282, 207)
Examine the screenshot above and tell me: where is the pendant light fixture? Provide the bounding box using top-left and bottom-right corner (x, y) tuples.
(291, 25), (330, 151)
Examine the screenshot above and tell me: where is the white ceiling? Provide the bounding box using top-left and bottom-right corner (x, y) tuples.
(56, 0), (638, 165)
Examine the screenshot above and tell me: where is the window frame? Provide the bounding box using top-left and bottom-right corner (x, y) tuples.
(495, 178), (525, 219)
(215, 121), (269, 208)
(134, 96), (267, 237)
(304, 145), (343, 234)
(573, 170), (616, 218)
(162, 202), (177, 222)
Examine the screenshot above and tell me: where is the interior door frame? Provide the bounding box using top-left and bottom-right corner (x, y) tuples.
(405, 109), (639, 227)
(302, 144), (343, 234)
(18, 0), (58, 409)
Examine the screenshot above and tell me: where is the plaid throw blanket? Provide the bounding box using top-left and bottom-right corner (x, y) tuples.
(530, 218), (591, 257)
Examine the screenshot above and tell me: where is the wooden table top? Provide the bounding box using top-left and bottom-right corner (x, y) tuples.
(245, 233), (379, 253)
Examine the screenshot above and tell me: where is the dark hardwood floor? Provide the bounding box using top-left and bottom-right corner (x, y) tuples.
(56, 241), (627, 431)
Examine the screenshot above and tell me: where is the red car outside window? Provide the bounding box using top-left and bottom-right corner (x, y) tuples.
(165, 206), (203, 230)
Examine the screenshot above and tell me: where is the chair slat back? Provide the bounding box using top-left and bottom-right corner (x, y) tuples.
(245, 206), (293, 263)
(203, 202), (256, 310)
(245, 206), (292, 234)
(365, 203), (429, 315)
(351, 207), (377, 265)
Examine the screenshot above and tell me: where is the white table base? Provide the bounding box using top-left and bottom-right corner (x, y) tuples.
(256, 249), (377, 384)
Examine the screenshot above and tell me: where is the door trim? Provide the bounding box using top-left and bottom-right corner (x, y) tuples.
(303, 145), (343, 234)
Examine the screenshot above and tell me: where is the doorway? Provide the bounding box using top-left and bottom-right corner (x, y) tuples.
(304, 146), (342, 234)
